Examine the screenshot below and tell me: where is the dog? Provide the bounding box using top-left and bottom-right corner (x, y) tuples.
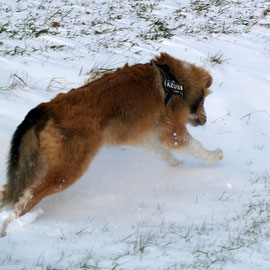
(0, 53), (223, 236)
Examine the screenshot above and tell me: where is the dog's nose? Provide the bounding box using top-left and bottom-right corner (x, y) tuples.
(195, 119), (202, 126)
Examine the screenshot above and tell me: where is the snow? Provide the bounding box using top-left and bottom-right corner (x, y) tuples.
(0, 0), (270, 269)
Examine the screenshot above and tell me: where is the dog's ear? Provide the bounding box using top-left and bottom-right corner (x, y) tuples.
(205, 74), (213, 88)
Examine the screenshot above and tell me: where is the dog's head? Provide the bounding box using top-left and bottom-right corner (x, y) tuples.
(154, 53), (213, 127)
(186, 75), (212, 127)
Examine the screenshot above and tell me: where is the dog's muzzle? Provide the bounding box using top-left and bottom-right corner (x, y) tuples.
(195, 119), (202, 126)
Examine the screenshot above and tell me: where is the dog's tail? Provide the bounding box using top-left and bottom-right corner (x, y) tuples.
(2, 105), (50, 209)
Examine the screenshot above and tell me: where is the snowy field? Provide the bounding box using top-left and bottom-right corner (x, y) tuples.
(0, 0), (270, 269)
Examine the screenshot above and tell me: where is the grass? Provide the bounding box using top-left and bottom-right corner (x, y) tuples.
(0, 0), (268, 59)
(240, 110), (270, 124)
(0, 73), (29, 90)
(0, 0), (267, 90)
(85, 67), (116, 84)
(45, 77), (68, 92)
(207, 50), (229, 66)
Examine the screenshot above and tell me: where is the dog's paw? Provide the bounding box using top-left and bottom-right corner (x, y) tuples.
(215, 148), (223, 161)
(207, 148), (223, 163)
(167, 158), (182, 167)
(0, 211), (14, 237)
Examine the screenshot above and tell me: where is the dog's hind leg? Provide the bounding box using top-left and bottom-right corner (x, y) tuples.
(13, 167), (82, 218)
(0, 155), (95, 237)
(13, 135), (99, 217)
(0, 127), (102, 237)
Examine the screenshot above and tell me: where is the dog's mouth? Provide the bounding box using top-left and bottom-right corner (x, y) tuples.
(188, 114), (206, 127)
(189, 119), (202, 127)
(191, 119), (203, 126)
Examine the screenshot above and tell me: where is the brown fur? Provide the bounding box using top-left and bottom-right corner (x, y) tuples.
(0, 53), (222, 232)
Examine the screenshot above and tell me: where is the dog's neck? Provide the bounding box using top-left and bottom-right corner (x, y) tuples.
(155, 64), (184, 105)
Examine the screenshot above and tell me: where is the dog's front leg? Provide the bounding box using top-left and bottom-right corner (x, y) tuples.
(160, 128), (223, 164)
(179, 136), (223, 163)
(144, 135), (181, 167)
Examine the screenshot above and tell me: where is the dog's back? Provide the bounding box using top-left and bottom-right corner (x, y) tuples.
(46, 63), (164, 145)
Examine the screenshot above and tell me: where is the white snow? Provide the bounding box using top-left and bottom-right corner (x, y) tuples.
(0, 0), (270, 269)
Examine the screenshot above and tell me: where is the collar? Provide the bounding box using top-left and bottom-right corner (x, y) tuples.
(155, 64), (184, 105)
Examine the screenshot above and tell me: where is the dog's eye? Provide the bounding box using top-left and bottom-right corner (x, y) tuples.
(190, 102), (200, 114)
(190, 93), (204, 114)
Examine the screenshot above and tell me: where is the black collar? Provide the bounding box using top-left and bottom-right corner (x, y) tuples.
(155, 64), (184, 105)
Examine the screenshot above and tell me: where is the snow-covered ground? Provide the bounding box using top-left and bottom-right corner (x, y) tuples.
(0, 0), (270, 269)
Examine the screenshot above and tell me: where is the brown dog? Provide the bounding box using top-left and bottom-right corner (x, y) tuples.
(0, 53), (223, 235)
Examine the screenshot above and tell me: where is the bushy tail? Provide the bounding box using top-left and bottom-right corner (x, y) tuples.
(3, 105), (50, 208)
